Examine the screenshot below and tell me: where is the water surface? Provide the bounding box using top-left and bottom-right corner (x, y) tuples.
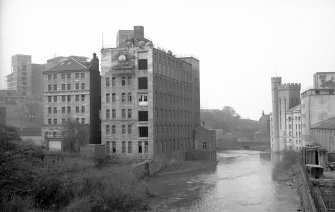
(147, 150), (300, 212)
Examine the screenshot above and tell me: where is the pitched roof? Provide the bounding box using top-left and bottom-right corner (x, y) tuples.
(311, 117), (335, 129)
(44, 57), (90, 73)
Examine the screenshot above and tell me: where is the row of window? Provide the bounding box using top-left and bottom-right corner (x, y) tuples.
(48, 83), (86, 91)
(155, 138), (193, 154)
(47, 95), (86, 102)
(105, 93), (148, 104)
(106, 76), (132, 87)
(155, 108), (192, 120)
(47, 72), (85, 80)
(106, 125), (148, 137)
(105, 109), (133, 119)
(48, 117), (85, 125)
(105, 76), (148, 90)
(155, 92), (192, 107)
(154, 124), (192, 134)
(106, 140), (149, 154)
(48, 106), (85, 114)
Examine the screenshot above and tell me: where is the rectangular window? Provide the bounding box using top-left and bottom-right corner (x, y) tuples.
(54, 119), (57, 125)
(48, 75), (52, 80)
(139, 126), (148, 137)
(122, 77), (126, 86)
(127, 76), (132, 85)
(76, 95), (80, 101)
(122, 141), (126, 153)
(112, 109), (116, 119)
(81, 118), (85, 124)
(144, 141), (148, 153)
(76, 83), (79, 90)
(48, 119), (52, 125)
(122, 125), (126, 134)
(62, 118), (65, 124)
(67, 84), (71, 90)
(122, 109), (126, 118)
(128, 141), (132, 153)
(48, 107), (52, 114)
(112, 141), (116, 153)
(128, 92), (132, 102)
(48, 96), (52, 102)
(81, 95), (85, 101)
(138, 77), (148, 89)
(106, 77), (110, 86)
(67, 107), (71, 113)
(81, 106), (85, 113)
(81, 83), (85, 90)
(62, 84), (65, 90)
(53, 96), (57, 102)
(62, 96), (66, 102)
(75, 73), (79, 78)
(62, 107), (65, 113)
(112, 93), (116, 102)
(112, 77), (116, 86)
(138, 141), (142, 153)
(48, 85), (52, 91)
(106, 125), (110, 134)
(67, 73), (71, 79)
(128, 125), (132, 134)
(106, 93), (110, 102)
(121, 93), (126, 102)
(81, 73), (85, 78)
(128, 109), (132, 118)
(76, 107), (79, 113)
(138, 59), (148, 70)
(138, 111), (148, 121)
(53, 107), (57, 113)
(112, 125), (116, 134)
(106, 109), (110, 119)
(106, 141), (110, 154)
(67, 95), (71, 101)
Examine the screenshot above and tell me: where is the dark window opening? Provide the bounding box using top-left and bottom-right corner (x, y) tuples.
(138, 59), (148, 70)
(138, 141), (142, 153)
(138, 77), (148, 89)
(138, 111), (148, 121)
(139, 126), (148, 137)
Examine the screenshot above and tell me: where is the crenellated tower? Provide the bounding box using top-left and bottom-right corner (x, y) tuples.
(271, 77), (281, 152)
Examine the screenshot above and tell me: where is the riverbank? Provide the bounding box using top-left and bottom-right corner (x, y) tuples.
(155, 161), (217, 176)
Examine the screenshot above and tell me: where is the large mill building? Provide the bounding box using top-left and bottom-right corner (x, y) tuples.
(100, 26), (200, 160)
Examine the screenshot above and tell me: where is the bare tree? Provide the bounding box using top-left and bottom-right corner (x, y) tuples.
(61, 119), (88, 153)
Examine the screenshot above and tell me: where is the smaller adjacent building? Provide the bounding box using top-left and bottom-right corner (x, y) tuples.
(0, 107), (6, 125)
(254, 111), (270, 143)
(186, 124), (216, 162)
(310, 118), (335, 152)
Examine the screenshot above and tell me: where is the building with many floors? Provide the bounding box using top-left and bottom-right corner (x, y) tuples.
(42, 54), (101, 150)
(270, 77), (301, 152)
(271, 72), (335, 153)
(101, 26), (200, 160)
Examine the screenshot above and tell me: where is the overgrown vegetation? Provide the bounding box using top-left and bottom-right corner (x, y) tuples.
(272, 151), (299, 181)
(0, 124), (150, 212)
(201, 106), (259, 139)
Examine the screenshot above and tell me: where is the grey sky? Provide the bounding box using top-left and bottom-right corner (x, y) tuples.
(1, 0), (335, 120)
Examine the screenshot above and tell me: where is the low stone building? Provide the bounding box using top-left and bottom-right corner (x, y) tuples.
(254, 111), (270, 143)
(186, 124), (217, 162)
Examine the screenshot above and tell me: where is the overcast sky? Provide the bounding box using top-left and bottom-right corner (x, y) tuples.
(1, 0), (335, 120)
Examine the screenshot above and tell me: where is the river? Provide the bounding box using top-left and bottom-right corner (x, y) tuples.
(147, 150), (300, 212)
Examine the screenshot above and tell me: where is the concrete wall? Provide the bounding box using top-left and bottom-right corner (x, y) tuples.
(186, 150), (216, 162)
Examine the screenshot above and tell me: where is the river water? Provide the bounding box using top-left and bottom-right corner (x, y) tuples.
(147, 150), (300, 212)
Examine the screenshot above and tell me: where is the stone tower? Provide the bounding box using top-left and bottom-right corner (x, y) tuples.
(271, 77), (281, 152)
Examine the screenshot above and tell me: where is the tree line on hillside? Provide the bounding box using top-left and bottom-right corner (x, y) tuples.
(200, 106), (259, 139)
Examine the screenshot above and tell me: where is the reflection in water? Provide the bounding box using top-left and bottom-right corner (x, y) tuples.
(147, 150), (300, 212)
